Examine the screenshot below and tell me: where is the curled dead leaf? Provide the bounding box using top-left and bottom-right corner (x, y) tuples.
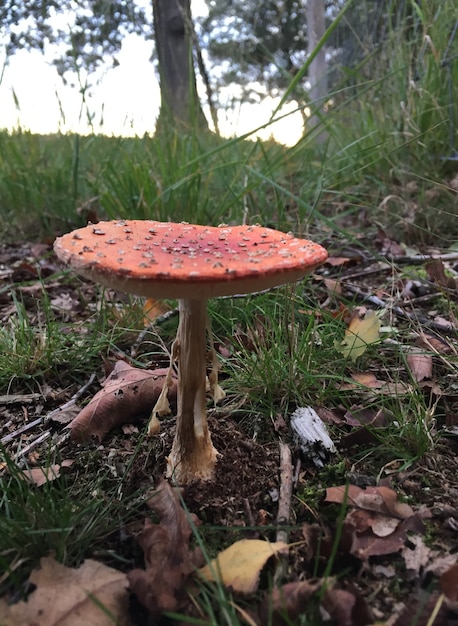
(69, 361), (177, 442)
(127, 479), (203, 617)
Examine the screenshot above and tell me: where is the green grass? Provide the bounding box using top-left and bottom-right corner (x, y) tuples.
(1, 2), (457, 622)
(0, 281), (147, 392)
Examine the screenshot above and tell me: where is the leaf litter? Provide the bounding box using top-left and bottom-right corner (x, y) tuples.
(1, 235), (458, 624)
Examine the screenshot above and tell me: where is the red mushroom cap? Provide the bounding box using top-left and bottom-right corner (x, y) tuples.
(54, 220), (328, 299)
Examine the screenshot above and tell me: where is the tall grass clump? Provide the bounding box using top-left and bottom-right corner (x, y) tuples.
(305, 0), (458, 244)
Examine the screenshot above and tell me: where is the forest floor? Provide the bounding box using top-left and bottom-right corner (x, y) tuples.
(1, 219), (458, 625)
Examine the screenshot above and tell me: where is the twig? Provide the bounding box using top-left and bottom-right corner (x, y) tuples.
(1, 417), (43, 445)
(391, 252), (458, 264)
(15, 431), (51, 461)
(293, 458), (301, 489)
(2, 375), (96, 455)
(340, 262), (392, 281)
(276, 443), (293, 543)
(0, 393), (42, 404)
(44, 373), (96, 424)
(48, 431), (72, 457)
(243, 497), (258, 538)
(274, 443), (293, 585)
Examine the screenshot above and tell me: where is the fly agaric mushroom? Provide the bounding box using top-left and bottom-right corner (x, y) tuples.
(54, 220), (327, 484)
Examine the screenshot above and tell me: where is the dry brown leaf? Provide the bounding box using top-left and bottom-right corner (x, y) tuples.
(401, 536), (457, 580)
(344, 512), (424, 560)
(347, 508), (400, 537)
(69, 361), (177, 442)
(127, 479), (203, 617)
(0, 556), (131, 626)
(325, 485), (414, 519)
(349, 372), (385, 388)
(416, 334), (454, 355)
(323, 277), (342, 295)
(441, 562), (458, 610)
(257, 580), (322, 626)
(48, 404), (81, 425)
(402, 535), (432, 576)
(425, 259), (456, 290)
(322, 585), (373, 626)
(440, 563), (458, 602)
(324, 485), (427, 560)
(406, 347), (433, 381)
(343, 406), (389, 428)
(23, 460), (74, 486)
(198, 539), (287, 593)
(335, 310), (381, 360)
(325, 256), (355, 267)
(391, 590), (450, 626)
(376, 227), (405, 257)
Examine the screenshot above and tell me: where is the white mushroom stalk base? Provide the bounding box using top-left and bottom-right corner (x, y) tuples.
(166, 298), (219, 483)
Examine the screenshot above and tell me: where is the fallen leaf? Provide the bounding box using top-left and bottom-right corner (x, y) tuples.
(344, 512), (424, 559)
(325, 485), (414, 519)
(419, 380), (443, 396)
(426, 554), (458, 577)
(425, 259), (456, 290)
(323, 277), (342, 295)
(23, 460), (75, 487)
(325, 256), (354, 267)
(416, 333), (454, 355)
(376, 227), (405, 257)
(402, 536), (457, 581)
(406, 347), (433, 381)
(335, 310), (381, 360)
(325, 485), (428, 559)
(322, 585), (373, 626)
(441, 563), (458, 611)
(0, 556), (131, 626)
(343, 406), (389, 428)
(340, 406), (392, 448)
(348, 508), (400, 537)
(349, 372), (385, 388)
(257, 579), (322, 626)
(143, 298), (172, 325)
(48, 404), (81, 425)
(391, 590), (450, 626)
(198, 539), (287, 593)
(127, 479), (203, 616)
(69, 361), (177, 442)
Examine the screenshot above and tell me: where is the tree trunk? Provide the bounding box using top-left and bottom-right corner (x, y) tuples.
(307, 0), (328, 143)
(153, 0), (208, 133)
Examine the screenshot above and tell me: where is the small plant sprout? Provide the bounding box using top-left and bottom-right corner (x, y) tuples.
(54, 220), (327, 483)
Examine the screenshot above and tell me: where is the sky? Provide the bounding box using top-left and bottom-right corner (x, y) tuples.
(0, 1), (304, 145)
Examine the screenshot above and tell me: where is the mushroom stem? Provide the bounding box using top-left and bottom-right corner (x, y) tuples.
(167, 298), (218, 483)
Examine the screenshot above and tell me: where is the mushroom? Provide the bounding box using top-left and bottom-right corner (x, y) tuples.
(54, 220), (327, 484)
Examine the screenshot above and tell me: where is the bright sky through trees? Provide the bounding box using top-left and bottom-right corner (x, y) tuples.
(0, 1), (303, 144)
